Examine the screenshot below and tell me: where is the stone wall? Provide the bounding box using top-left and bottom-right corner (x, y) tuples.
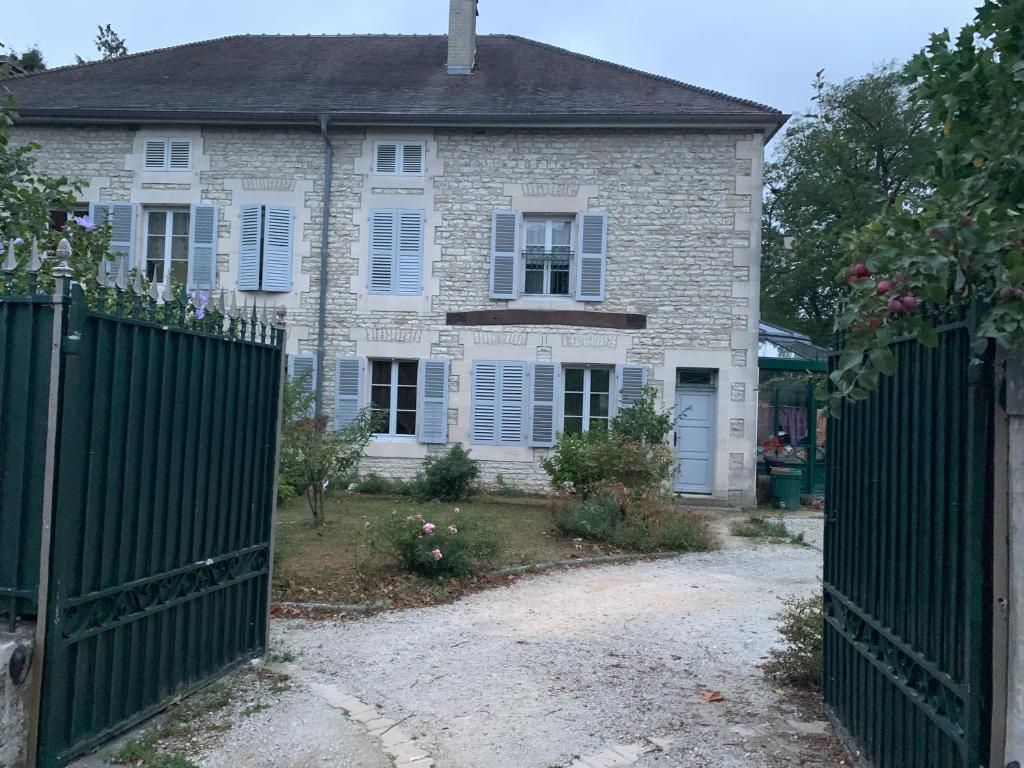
(13, 124), (763, 505)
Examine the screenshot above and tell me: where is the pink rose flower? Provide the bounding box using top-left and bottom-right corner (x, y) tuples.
(431, 548), (443, 561)
(453, 507), (461, 514)
(422, 522), (436, 534)
(447, 525), (458, 534)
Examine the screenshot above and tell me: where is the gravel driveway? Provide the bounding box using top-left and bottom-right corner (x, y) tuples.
(213, 527), (840, 768)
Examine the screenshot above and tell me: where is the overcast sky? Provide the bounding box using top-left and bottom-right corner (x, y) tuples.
(3, 0), (977, 136)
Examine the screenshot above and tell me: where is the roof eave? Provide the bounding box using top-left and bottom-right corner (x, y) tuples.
(13, 109), (790, 137)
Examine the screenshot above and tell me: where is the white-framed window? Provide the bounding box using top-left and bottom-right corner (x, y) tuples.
(523, 216), (572, 296)
(143, 138), (191, 171)
(370, 359), (419, 436)
(562, 366), (612, 433)
(373, 141), (426, 176)
(144, 208), (190, 286)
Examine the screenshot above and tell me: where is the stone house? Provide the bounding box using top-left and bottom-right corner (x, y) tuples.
(6, 0), (787, 505)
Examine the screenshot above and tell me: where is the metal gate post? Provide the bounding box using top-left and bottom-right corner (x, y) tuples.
(1003, 352), (1024, 765)
(264, 306), (287, 646)
(23, 246), (74, 768)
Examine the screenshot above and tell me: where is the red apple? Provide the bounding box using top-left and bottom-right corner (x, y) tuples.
(876, 280), (894, 295)
(887, 298), (905, 313)
(901, 294), (918, 311)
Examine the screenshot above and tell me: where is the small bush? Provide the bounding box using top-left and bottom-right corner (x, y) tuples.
(542, 431), (674, 496)
(762, 593), (823, 689)
(729, 515), (790, 539)
(494, 474), (525, 498)
(371, 509), (502, 578)
(409, 445), (480, 502)
(357, 473), (410, 496)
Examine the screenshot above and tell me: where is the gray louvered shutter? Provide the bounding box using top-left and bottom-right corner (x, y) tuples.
(91, 202), (136, 276)
(576, 211), (607, 301)
(262, 205), (293, 292)
(143, 139), (167, 169)
(401, 142), (425, 174)
(417, 358), (449, 444)
(238, 204), (261, 291)
(617, 364), (648, 411)
(288, 353), (317, 418)
(168, 139), (191, 170)
(499, 362), (526, 445)
(489, 210), (520, 299)
(334, 356), (364, 430)
(528, 362), (557, 448)
(369, 209), (396, 293)
(471, 362), (498, 444)
(374, 142), (398, 174)
(396, 209), (423, 295)
(187, 203), (217, 290)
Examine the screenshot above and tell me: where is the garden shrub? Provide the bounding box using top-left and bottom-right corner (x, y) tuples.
(542, 431), (675, 496)
(372, 509), (502, 579)
(610, 386), (675, 444)
(357, 473), (410, 496)
(494, 474), (525, 498)
(409, 445), (480, 502)
(762, 593), (823, 689)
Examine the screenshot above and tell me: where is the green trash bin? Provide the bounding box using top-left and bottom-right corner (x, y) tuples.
(770, 467), (803, 510)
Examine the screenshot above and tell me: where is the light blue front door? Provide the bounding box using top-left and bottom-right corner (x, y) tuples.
(674, 389), (716, 493)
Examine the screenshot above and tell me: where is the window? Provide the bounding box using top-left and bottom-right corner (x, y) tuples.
(368, 208), (424, 295)
(373, 141), (425, 176)
(143, 138), (191, 171)
(238, 204), (293, 292)
(471, 361), (526, 445)
(49, 205), (90, 231)
(370, 360), (418, 436)
(523, 217), (572, 296)
(677, 369), (717, 390)
(144, 208), (190, 286)
(562, 367), (612, 433)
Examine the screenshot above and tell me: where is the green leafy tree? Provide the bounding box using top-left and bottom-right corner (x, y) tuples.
(763, 65), (936, 344)
(827, 0), (1024, 409)
(13, 47), (46, 72)
(95, 25), (128, 60)
(278, 374), (380, 526)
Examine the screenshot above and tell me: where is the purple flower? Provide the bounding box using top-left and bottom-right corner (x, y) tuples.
(71, 214), (96, 230)
(192, 289), (210, 320)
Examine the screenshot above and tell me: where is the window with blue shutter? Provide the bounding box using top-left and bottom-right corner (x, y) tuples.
(471, 361), (527, 445)
(287, 353), (317, 419)
(417, 359), (449, 444)
(617, 364), (648, 411)
(528, 362), (558, 448)
(489, 211), (520, 299)
(90, 202), (136, 276)
(187, 203), (218, 290)
(335, 356), (364, 430)
(236, 204), (293, 293)
(368, 209), (423, 295)
(373, 141), (425, 176)
(575, 211), (608, 301)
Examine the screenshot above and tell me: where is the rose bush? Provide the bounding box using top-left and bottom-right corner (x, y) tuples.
(370, 508), (502, 578)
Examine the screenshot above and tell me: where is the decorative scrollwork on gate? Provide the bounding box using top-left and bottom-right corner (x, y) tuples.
(60, 545), (269, 642)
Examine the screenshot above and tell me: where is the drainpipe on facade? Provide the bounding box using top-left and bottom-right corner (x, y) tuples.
(316, 114), (333, 417)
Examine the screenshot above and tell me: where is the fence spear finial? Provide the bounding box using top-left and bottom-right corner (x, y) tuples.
(96, 257), (109, 289)
(227, 290), (237, 319)
(161, 279), (174, 304)
(132, 269), (144, 296)
(114, 257), (127, 291)
(1, 239), (17, 273)
(27, 239), (43, 274)
(217, 289), (226, 315)
(149, 280), (161, 301)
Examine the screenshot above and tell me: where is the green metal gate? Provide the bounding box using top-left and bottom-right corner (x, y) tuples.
(824, 315), (993, 768)
(1, 250), (286, 767)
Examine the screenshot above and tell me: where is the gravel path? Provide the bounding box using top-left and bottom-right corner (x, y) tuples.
(250, 540), (841, 768)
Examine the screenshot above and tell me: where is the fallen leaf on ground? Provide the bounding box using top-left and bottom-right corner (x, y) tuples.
(700, 690), (725, 702)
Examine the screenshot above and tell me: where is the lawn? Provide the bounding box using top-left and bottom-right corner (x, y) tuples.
(271, 492), (598, 607)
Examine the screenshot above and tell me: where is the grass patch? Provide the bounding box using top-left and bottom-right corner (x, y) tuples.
(272, 493), (590, 606)
(729, 514), (806, 545)
(264, 648), (296, 664)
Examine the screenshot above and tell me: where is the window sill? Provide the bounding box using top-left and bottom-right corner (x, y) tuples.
(372, 434), (417, 442)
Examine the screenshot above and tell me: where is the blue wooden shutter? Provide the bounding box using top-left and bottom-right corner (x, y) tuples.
(396, 209), (424, 295)
(489, 210), (520, 299)
(499, 362), (526, 445)
(287, 353), (317, 418)
(237, 204), (261, 291)
(617, 364), (648, 411)
(91, 202), (136, 276)
(187, 203), (218, 290)
(369, 209), (396, 293)
(334, 356), (364, 430)
(576, 211), (607, 301)
(471, 362), (498, 444)
(417, 358), (449, 444)
(528, 362), (557, 448)
(374, 142), (398, 174)
(262, 205), (293, 292)
(143, 139), (167, 169)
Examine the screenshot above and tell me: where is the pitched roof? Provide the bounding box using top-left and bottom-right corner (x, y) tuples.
(4, 35), (787, 133)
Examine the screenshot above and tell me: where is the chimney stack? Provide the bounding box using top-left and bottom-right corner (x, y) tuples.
(446, 0), (477, 74)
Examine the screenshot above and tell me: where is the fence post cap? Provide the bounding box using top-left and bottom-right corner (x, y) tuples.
(51, 238), (74, 280)
(275, 305), (288, 327)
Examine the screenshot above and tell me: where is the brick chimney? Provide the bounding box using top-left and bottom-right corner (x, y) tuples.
(446, 0), (477, 74)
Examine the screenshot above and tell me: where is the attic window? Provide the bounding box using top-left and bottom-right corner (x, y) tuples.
(143, 138), (192, 171)
(373, 141), (425, 176)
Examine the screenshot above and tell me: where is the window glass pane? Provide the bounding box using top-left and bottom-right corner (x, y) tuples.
(590, 369), (611, 393)
(564, 368), (584, 392)
(397, 386), (417, 410)
(171, 236), (189, 262)
(590, 392), (610, 418)
(525, 221), (545, 250)
(550, 264), (570, 295)
(146, 235), (165, 263)
(371, 361), (392, 385)
(171, 211), (190, 237)
(551, 219), (571, 248)
(524, 263), (544, 294)
(563, 392), (584, 417)
(169, 260), (188, 285)
(395, 410), (416, 435)
(145, 260), (164, 284)
(397, 361), (418, 386)
(148, 210), (167, 233)
(371, 385), (391, 411)
(563, 416), (584, 433)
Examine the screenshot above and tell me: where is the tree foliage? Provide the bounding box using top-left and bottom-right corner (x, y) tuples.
(826, 0), (1024, 410)
(10, 47), (46, 72)
(763, 66), (936, 344)
(94, 25), (128, 60)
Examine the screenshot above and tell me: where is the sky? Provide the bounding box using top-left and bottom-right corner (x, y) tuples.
(3, 0), (979, 140)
